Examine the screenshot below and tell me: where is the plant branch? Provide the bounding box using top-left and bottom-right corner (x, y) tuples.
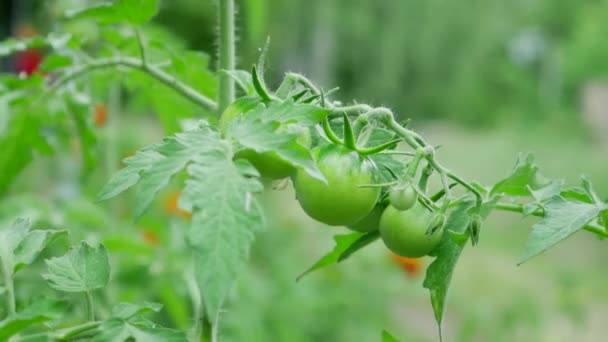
(43, 56), (217, 112)
(494, 202), (608, 237)
(218, 0), (236, 112)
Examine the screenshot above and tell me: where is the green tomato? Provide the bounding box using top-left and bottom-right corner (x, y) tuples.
(347, 204), (386, 232)
(220, 98), (311, 180)
(389, 184), (417, 211)
(294, 144), (380, 226)
(379, 204), (442, 257)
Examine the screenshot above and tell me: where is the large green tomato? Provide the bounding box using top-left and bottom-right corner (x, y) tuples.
(294, 144), (380, 226)
(220, 98), (310, 180)
(379, 204), (442, 257)
(347, 204), (386, 232)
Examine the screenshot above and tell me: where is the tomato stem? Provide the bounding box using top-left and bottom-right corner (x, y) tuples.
(41, 57), (217, 112)
(1, 259), (16, 317)
(218, 0), (236, 112)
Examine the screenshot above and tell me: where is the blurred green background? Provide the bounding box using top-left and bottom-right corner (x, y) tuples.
(3, 0), (608, 341)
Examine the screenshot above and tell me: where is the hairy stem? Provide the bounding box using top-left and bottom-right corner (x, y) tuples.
(494, 202), (608, 237)
(1, 261), (16, 318)
(218, 0), (236, 112)
(43, 57), (217, 112)
(85, 291), (95, 321)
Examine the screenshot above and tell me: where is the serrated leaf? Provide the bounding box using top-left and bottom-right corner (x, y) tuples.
(423, 198), (497, 338)
(382, 330), (401, 342)
(66, 0), (160, 26)
(0, 218), (65, 276)
(490, 153), (550, 196)
(43, 241), (110, 292)
(296, 232), (365, 281)
(97, 149), (165, 201)
(180, 126), (265, 321)
(133, 139), (191, 218)
(94, 319), (187, 342)
(520, 197), (607, 263)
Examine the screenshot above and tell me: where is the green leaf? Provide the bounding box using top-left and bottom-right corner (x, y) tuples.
(39, 54), (73, 72)
(94, 319), (188, 342)
(337, 230), (380, 262)
(179, 127), (265, 321)
(110, 302), (163, 321)
(382, 330), (401, 342)
(223, 69), (255, 96)
(43, 241), (110, 292)
(423, 198), (497, 338)
(490, 153), (550, 196)
(0, 218), (65, 276)
(0, 33), (71, 57)
(522, 180), (564, 216)
(0, 299), (63, 340)
(226, 100), (331, 181)
(520, 197), (607, 263)
(296, 232), (365, 281)
(66, 0), (160, 26)
(97, 149), (164, 201)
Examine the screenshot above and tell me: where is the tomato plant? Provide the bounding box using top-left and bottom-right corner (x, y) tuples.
(0, 1), (607, 341)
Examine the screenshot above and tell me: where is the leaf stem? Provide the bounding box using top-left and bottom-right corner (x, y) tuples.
(218, 0), (236, 112)
(494, 202), (608, 237)
(133, 28), (147, 65)
(85, 291), (95, 321)
(1, 260), (16, 317)
(43, 56), (217, 112)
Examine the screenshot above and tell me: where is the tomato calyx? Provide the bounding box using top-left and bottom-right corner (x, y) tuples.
(321, 113), (401, 156)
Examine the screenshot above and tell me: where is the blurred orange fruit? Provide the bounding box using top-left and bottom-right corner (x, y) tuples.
(164, 191), (192, 218)
(390, 253), (423, 278)
(94, 104), (108, 127)
(142, 229), (160, 247)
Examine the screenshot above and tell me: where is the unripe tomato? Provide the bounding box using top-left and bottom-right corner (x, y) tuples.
(347, 204), (386, 232)
(379, 204), (442, 258)
(294, 144), (380, 226)
(389, 184), (417, 211)
(220, 98), (310, 180)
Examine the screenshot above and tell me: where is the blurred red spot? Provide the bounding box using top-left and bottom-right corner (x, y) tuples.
(390, 253), (423, 278)
(142, 229), (160, 246)
(15, 49), (43, 75)
(94, 104), (108, 127)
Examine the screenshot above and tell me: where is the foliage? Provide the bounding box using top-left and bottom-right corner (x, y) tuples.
(0, 0), (606, 341)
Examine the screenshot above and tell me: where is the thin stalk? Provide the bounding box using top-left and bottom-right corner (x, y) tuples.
(85, 291), (95, 321)
(42, 57), (217, 112)
(185, 271), (203, 342)
(494, 202), (608, 237)
(1, 261), (15, 317)
(134, 28), (146, 65)
(218, 0), (236, 112)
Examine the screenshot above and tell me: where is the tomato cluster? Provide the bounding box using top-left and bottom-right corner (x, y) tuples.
(220, 104), (443, 259)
